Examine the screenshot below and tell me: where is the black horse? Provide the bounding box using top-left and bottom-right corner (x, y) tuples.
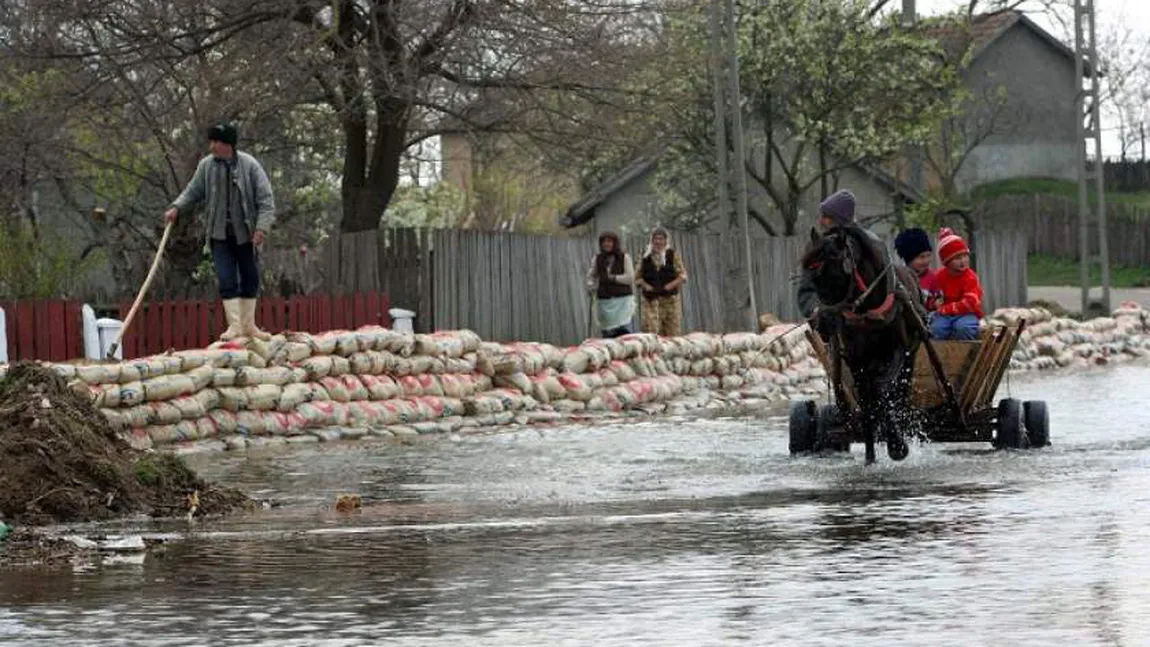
(801, 225), (926, 463)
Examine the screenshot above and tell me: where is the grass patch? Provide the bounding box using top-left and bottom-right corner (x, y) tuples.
(972, 177), (1150, 208)
(1028, 253), (1150, 287)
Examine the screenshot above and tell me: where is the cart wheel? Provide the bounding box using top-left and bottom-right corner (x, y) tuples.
(995, 398), (1027, 449)
(1024, 400), (1050, 448)
(789, 400), (818, 455)
(816, 404), (850, 453)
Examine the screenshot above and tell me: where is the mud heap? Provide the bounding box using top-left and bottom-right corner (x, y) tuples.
(0, 362), (247, 525)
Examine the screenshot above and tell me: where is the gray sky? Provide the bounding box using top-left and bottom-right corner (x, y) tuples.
(915, 0), (1150, 158)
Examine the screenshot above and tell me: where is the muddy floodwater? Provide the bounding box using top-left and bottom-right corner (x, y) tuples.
(3, 365), (1150, 646)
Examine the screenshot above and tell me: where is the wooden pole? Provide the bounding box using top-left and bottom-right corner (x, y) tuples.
(106, 221), (173, 360)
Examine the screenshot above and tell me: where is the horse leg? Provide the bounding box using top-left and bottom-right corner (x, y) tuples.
(880, 350), (914, 462)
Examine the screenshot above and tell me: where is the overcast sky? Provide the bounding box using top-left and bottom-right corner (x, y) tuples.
(914, 0), (1150, 158)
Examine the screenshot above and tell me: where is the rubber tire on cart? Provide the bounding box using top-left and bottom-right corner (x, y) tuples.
(789, 400), (818, 455)
(1024, 400), (1050, 448)
(816, 404), (850, 453)
(995, 398), (1027, 449)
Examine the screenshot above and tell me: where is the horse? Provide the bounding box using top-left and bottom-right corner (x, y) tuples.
(801, 225), (927, 463)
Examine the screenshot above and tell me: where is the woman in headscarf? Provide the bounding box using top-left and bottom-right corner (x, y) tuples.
(635, 227), (688, 336)
(585, 231), (636, 338)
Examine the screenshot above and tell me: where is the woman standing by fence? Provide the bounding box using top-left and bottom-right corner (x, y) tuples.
(586, 232), (636, 339)
(636, 227), (688, 336)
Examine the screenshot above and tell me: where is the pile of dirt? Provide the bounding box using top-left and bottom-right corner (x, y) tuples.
(0, 362), (248, 526)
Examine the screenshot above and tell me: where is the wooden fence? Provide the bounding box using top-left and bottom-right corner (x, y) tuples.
(0, 300), (84, 363)
(2, 291), (390, 363)
(405, 227), (1027, 346)
(983, 194), (1150, 267)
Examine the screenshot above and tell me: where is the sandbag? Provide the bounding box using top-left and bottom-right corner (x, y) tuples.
(235, 366), (296, 387)
(278, 383), (312, 412)
(76, 363), (122, 386)
(142, 374), (196, 402)
(236, 411), (266, 435)
(212, 369), (238, 387)
(341, 374), (370, 401)
(557, 373), (594, 402)
(361, 374), (401, 400)
(169, 395), (207, 420)
(319, 376), (351, 402)
(208, 409), (240, 435)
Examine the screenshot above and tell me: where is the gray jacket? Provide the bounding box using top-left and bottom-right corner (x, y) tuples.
(171, 151), (275, 250)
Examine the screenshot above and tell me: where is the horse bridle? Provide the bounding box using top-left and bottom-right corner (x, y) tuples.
(809, 230), (893, 317)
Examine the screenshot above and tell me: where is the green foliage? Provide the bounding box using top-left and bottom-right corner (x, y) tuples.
(0, 223), (100, 299)
(1028, 254), (1150, 288)
(972, 178), (1150, 210)
(645, 0), (964, 235)
(385, 182), (467, 229)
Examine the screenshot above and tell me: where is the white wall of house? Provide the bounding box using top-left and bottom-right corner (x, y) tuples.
(956, 23), (1079, 190)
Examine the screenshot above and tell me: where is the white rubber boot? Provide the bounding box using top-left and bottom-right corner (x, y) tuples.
(219, 299), (244, 341)
(241, 298), (272, 341)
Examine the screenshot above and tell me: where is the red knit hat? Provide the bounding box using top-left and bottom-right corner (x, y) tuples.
(937, 227), (970, 265)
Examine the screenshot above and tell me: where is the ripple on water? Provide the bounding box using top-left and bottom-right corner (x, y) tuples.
(2, 366), (1150, 646)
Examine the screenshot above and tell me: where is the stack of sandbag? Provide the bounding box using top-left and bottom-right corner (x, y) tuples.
(990, 304), (1150, 371)
(60, 345), (274, 450)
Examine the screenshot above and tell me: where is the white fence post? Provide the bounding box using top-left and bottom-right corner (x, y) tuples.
(0, 306), (7, 364)
(82, 304), (101, 361)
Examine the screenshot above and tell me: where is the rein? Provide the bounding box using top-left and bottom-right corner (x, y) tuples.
(816, 235), (893, 321)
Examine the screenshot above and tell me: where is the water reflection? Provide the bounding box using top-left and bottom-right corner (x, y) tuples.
(1, 366), (1149, 646)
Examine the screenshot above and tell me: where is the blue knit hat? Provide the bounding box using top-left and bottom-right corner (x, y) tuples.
(819, 190), (855, 226)
(894, 228), (932, 264)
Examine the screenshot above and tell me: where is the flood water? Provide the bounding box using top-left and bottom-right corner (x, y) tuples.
(3, 365), (1150, 646)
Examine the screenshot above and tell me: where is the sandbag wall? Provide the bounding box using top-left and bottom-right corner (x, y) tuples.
(3, 305), (1149, 452)
(992, 304), (1150, 371)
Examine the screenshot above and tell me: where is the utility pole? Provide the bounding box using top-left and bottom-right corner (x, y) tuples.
(710, 0), (755, 332)
(1141, 122), (1145, 161)
(724, 0), (756, 331)
(708, 2), (730, 233)
(1074, 0), (1110, 315)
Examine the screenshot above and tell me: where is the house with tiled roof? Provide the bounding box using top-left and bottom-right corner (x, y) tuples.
(557, 10), (1080, 236)
(904, 10), (1084, 193)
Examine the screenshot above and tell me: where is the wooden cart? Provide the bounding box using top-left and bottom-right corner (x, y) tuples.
(790, 320), (1051, 455)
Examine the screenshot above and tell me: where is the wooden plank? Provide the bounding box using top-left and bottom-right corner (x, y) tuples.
(271, 296), (287, 333)
(64, 301), (82, 361)
(46, 300), (66, 361)
(352, 292), (367, 328)
(118, 301), (137, 359)
(213, 300), (226, 341)
(288, 296), (303, 332)
(144, 302), (162, 356)
(365, 291), (381, 326)
(316, 294), (332, 332)
(197, 300), (212, 347)
(158, 299), (173, 351)
(15, 301), (35, 360)
(30, 301), (50, 360)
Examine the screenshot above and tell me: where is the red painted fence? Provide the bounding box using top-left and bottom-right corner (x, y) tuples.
(0, 300), (84, 363)
(1, 291), (391, 362)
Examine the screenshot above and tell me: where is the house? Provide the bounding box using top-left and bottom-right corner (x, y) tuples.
(910, 10), (1084, 192)
(560, 10), (1084, 236)
(558, 152), (921, 238)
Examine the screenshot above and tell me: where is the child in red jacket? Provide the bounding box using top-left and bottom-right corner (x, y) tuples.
(930, 228), (983, 341)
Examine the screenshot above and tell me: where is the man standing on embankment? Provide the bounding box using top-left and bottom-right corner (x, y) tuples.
(164, 122), (276, 341)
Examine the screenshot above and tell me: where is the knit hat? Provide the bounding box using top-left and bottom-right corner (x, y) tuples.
(937, 227), (970, 265)
(207, 122), (238, 147)
(894, 228), (932, 264)
(819, 190), (856, 227)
